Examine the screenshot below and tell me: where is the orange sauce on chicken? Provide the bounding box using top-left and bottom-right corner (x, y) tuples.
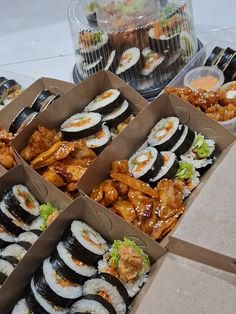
(190, 76), (219, 90)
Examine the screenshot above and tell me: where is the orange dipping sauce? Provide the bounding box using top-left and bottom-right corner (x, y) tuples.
(190, 75), (219, 90)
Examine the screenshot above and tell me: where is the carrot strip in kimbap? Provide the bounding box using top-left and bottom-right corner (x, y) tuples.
(116, 48), (141, 75)
(98, 238), (150, 298)
(128, 146), (163, 182)
(70, 295), (116, 314)
(60, 112), (102, 140)
(84, 89), (123, 115)
(0, 258), (14, 287)
(148, 117), (184, 151)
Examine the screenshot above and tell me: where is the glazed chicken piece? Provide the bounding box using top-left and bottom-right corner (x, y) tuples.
(90, 179), (118, 207)
(112, 200), (136, 223)
(0, 128), (14, 143)
(113, 181), (129, 196)
(157, 179), (185, 220)
(0, 144), (15, 169)
(52, 163), (87, 183)
(71, 140), (97, 160)
(151, 217), (178, 240)
(111, 160), (129, 174)
(206, 103), (236, 121)
(20, 126), (61, 162)
(42, 168), (65, 188)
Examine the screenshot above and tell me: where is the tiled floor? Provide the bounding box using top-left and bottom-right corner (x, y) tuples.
(1, 0), (236, 82)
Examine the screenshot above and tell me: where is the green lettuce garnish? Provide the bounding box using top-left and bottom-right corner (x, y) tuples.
(108, 237), (150, 268)
(39, 203), (59, 231)
(193, 134), (212, 159)
(86, 1), (95, 13)
(176, 161), (195, 180)
(93, 31), (102, 45)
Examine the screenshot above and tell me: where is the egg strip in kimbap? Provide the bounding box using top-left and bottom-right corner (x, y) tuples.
(27, 278), (68, 314)
(150, 151), (179, 184)
(170, 125), (195, 157)
(116, 48), (141, 75)
(70, 294), (116, 314)
(85, 89), (123, 115)
(0, 225), (16, 249)
(148, 117), (184, 151)
(141, 48), (165, 76)
(34, 258), (82, 308)
(50, 241), (97, 285)
(60, 112), (102, 140)
(83, 273), (129, 314)
(4, 185), (40, 224)
(98, 238), (150, 298)
(102, 100), (131, 128)
(181, 133), (215, 171)
(128, 147), (163, 182)
(0, 258), (14, 287)
(62, 221), (109, 266)
(85, 125), (111, 153)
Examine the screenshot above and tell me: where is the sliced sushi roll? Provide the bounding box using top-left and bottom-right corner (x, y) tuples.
(149, 151), (179, 185)
(148, 28), (180, 53)
(62, 221), (109, 266)
(217, 47), (236, 71)
(12, 298), (32, 314)
(84, 89), (123, 115)
(181, 133), (216, 173)
(0, 224), (16, 249)
(128, 147), (163, 182)
(83, 273), (130, 314)
(0, 77), (7, 86)
(170, 125), (195, 157)
(205, 46), (225, 66)
(50, 241), (97, 285)
(70, 294), (116, 314)
(0, 258), (14, 287)
(85, 125), (111, 154)
(2, 243), (27, 266)
(105, 50), (117, 71)
(34, 258), (82, 308)
(9, 107), (38, 134)
(30, 216), (44, 236)
(98, 238), (150, 298)
(0, 200), (29, 236)
(0, 79), (21, 103)
(147, 117), (184, 151)
(4, 184), (40, 224)
(31, 89), (58, 112)
(60, 112), (102, 140)
(140, 47), (165, 76)
(102, 100), (131, 128)
(27, 278), (68, 314)
(17, 231), (39, 250)
(224, 53), (236, 82)
(82, 56), (106, 75)
(116, 48), (141, 76)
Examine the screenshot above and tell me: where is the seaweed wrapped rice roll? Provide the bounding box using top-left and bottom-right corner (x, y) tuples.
(140, 48), (165, 76)
(102, 100), (131, 128)
(85, 125), (111, 153)
(12, 298), (32, 314)
(70, 295), (116, 314)
(116, 48), (141, 76)
(0, 224), (16, 249)
(9, 107), (38, 134)
(0, 258), (14, 287)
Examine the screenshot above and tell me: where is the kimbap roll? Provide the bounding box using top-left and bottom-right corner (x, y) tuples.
(0, 258), (14, 287)
(0, 79), (22, 106)
(149, 151), (179, 185)
(224, 54), (236, 82)
(128, 147), (163, 182)
(85, 125), (111, 154)
(141, 48), (165, 76)
(82, 56), (106, 75)
(62, 221), (109, 266)
(148, 28), (180, 54)
(34, 258), (82, 308)
(148, 117), (184, 151)
(60, 112), (102, 140)
(105, 50), (117, 71)
(1, 243), (27, 266)
(84, 89), (123, 115)
(170, 125), (195, 157)
(12, 298), (31, 314)
(205, 46), (225, 66)
(17, 231), (39, 250)
(217, 47), (236, 71)
(116, 48), (141, 76)
(31, 89), (58, 112)
(70, 295), (116, 314)
(4, 184), (40, 224)
(50, 241), (97, 285)
(0, 224), (16, 249)
(9, 107), (38, 134)
(102, 100), (131, 128)
(98, 238), (150, 298)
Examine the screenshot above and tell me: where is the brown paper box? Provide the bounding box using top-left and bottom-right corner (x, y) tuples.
(135, 253), (236, 314)
(0, 164), (7, 177)
(12, 70), (149, 153)
(0, 77), (74, 130)
(169, 141), (236, 273)
(0, 164), (72, 311)
(0, 195), (166, 313)
(77, 93), (235, 245)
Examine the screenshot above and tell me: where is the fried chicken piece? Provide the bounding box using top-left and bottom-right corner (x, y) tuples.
(20, 126), (61, 162)
(0, 128), (14, 143)
(112, 200), (136, 223)
(42, 168), (65, 188)
(66, 182), (78, 192)
(90, 182), (105, 203)
(113, 181), (129, 196)
(206, 103), (236, 121)
(0, 144), (15, 169)
(111, 160), (129, 174)
(31, 141), (76, 169)
(62, 156), (94, 168)
(151, 217), (178, 240)
(100, 180), (119, 207)
(157, 179), (185, 220)
(52, 163), (87, 182)
(72, 140), (97, 160)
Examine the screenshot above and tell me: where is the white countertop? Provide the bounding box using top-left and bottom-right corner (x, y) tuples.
(1, 0), (236, 82)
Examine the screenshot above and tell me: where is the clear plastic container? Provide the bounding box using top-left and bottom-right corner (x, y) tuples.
(68, 0), (199, 99)
(183, 66), (224, 91)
